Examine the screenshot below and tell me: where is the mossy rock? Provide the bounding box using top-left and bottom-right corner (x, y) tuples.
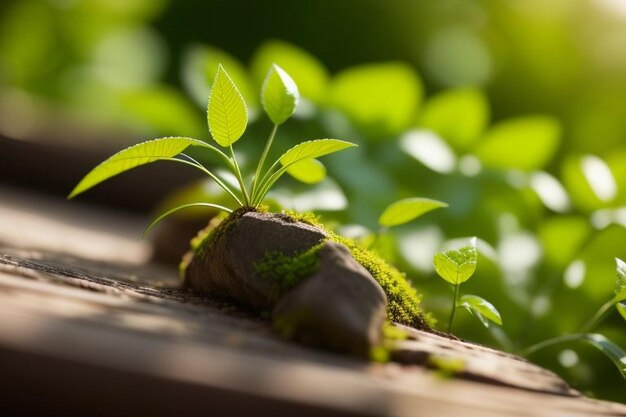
(182, 208), (428, 330)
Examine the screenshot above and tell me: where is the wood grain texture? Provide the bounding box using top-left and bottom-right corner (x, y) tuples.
(0, 188), (625, 417)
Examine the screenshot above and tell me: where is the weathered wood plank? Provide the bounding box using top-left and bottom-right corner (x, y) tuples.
(0, 187), (625, 416)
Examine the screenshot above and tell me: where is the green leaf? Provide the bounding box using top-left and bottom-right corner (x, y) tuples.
(433, 240), (478, 285)
(208, 64), (248, 147)
(279, 139), (357, 168)
(617, 302), (626, 322)
(419, 88), (489, 151)
(68, 137), (213, 199)
(582, 334), (626, 380)
(474, 116), (561, 171)
(329, 63), (422, 138)
(251, 40), (328, 104)
(561, 154), (617, 212)
(262, 64), (299, 125)
(616, 258), (626, 301)
(459, 294), (502, 327)
(379, 197), (448, 227)
(286, 159), (326, 184)
(182, 45), (256, 110)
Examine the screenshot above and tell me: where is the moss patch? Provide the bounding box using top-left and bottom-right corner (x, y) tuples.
(286, 210), (428, 329)
(254, 243), (323, 301)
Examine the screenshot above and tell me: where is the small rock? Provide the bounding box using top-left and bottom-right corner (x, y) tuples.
(272, 242), (388, 357)
(185, 210), (327, 309)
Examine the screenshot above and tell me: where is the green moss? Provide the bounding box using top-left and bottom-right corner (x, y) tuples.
(286, 210), (428, 329)
(254, 243), (323, 301)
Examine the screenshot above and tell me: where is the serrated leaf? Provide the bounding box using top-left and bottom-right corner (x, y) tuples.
(433, 241), (478, 285)
(583, 334), (626, 380)
(262, 64), (299, 125)
(475, 116), (561, 171)
(286, 159), (326, 184)
(459, 294), (502, 327)
(279, 139), (357, 167)
(208, 65), (248, 147)
(182, 45), (256, 110)
(617, 302), (626, 322)
(616, 258), (626, 301)
(68, 137), (212, 199)
(379, 197), (448, 227)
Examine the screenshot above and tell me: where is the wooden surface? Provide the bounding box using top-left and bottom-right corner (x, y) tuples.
(1, 186), (625, 417)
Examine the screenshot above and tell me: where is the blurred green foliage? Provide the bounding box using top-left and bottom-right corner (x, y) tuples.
(1, 0), (626, 404)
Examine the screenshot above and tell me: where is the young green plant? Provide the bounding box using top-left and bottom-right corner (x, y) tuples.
(433, 237), (502, 333)
(523, 257), (626, 380)
(68, 64), (357, 233)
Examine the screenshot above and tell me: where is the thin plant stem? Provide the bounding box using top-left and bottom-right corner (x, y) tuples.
(522, 334), (585, 357)
(448, 284), (460, 333)
(228, 145), (250, 206)
(580, 299), (616, 334)
(251, 124), (278, 203)
(142, 202), (232, 239)
(164, 157), (243, 206)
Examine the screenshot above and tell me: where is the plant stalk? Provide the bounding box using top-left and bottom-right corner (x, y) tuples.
(229, 145), (250, 206)
(580, 299), (615, 334)
(448, 284), (460, 333)
(165, 157), (243, 206)
(522, 333), (585, 357)
(251, 124), (278, 203)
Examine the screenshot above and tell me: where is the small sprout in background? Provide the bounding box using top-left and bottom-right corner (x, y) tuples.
(524, 258), (626, 381)
(369, 197), (447, 250)
(68, 64), (357, 236)
(433, 237), (501, 333)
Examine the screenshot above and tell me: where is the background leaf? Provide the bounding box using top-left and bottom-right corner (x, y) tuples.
(418, 88), (489, 152)
(286, 159), (326, 184)
(262, 64), (299, 125)
(379, 197), (448, 227)
(68, 137), (209, 198)
(459, 294), (502, 326)
(433, 243), (478, 285)
(328, 63), (422, 138)
(279, 139), (357, 167)
(474, 116), (561, 171)
(207, 65), (248, 147)
(118, 87), (205, 138)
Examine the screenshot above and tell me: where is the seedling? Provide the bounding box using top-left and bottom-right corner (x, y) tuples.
(433, 237), (502, 332)
(523, 258), (626, 380)
(68, 64), (357, 234)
